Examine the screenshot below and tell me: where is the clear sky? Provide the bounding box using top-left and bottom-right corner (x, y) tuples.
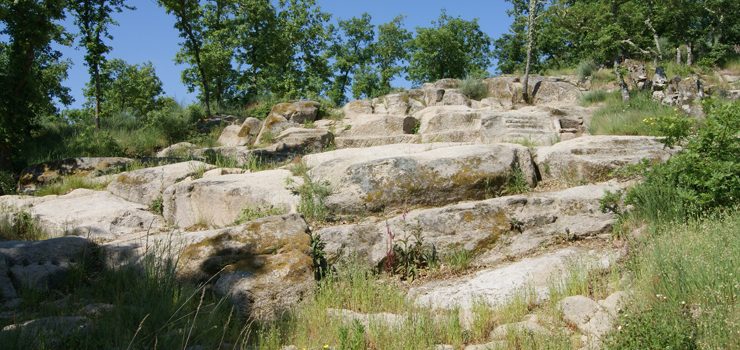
(57, 0), (514, 109)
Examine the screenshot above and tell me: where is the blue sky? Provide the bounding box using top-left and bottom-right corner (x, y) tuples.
(57, 0), (514, 109)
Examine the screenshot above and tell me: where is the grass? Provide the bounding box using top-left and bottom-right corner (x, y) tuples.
(0, 248), (249, 349)
(580, 90), (611, 106)
(233, 206), (287, 225)
(289, 173), (332, 223)
(34, 175), (109, 196)
(459, 77), (489, 101)
(606, 211), (740, 349)
(0, 208), (47, 241)
(589, 91), (680, 136)
(149, 196), (164, 215)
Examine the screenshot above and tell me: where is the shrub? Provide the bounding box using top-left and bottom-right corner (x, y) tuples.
(459, 77), (489, 101)
(149, 196), (164, 215)
(576, 59), (598, 81)
(626, 99), (739, 222)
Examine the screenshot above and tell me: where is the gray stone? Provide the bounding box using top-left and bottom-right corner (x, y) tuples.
(156, 142), (200, 158)
(162, 169), (300, 229)
(107, 161), (215, 206)
(489, 320), (551, 340)
(326, 308), (405, 328)
(559, 295), (614, 338)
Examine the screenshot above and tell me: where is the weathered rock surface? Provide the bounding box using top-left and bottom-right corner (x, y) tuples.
(252, 127), (334, 162)
(537, 136), (674, 183)
(18, 157), (135, 193)
(304, 143), (536, 214)
(409, 248), (615, 310)
(255, 101), (320, 145)
(335, 114), (420, 148)
(105, 214), (314, 321)
(107, 161), (215, 206)
(559, 295), (614, 338)
(162, 169), (300, 229)
(0, 237), (94, 296)
(489, 320), (551, 340)
(217, 117), (262, 147)
(317, 182), (623, 266)
(0, 189), (165, 240)
(156, 142), (200, 158)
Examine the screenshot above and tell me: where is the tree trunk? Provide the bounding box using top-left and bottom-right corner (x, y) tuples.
(93, 61), (101, 130)
(614, 59), (630, 102)
(686, 43), (693, 66)
(645, 18), (662, 64)
(676, 47), (682, 64)
(521, 0), (537, 104)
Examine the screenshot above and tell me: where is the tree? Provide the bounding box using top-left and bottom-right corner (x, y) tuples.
(408, 11), (492, 85)
(521, 0), (543, 104)
(0, 0), (71, 171)
(158, 0), (213, 116)
(85, 59), (164, 119)
(374, 15), (412, 95)
(328, 13), (375, 105)
(69, 0), (130, 130)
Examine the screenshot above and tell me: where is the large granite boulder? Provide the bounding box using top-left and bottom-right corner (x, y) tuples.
(104, 214), (314, 321)
(536, 136), (674, 183)
(303, 143), (537, 214)
(217, 117), (262, 147)
(107, 161), (215, 206)
(162, 169), (300, 229)
(316, 182), (624, 266)
(0, 189), (165, 241)
(18, 157), (135, 193)
(251, 127), (334, 162)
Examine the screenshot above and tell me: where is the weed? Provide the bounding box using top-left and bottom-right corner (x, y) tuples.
(288, 161), (309, 177)
(292, 175), (332, 223)
(577, 59), (598, 81)
(149, 196), (164, 215)
(504, 166), (530, 195)
(599, 190), (624, 215)
(303, 120), (316, 129)
(338, 320), (366, 350)
(443, 248), (474, 272)
(310, 232), (330, 281)
(580, 90), (612, 106)
(233, 206), (286, 225)
(260, 130), (275, 145)
(34, 176), (109, 196)
(0, 209), (47, 241)
(381, 222), (438, 281)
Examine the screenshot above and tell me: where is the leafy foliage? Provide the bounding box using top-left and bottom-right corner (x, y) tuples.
(626, 99), (740, 222)
(408, 11), (492, 85)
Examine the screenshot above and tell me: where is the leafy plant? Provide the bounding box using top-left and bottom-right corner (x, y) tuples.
(310, 232), (330, 281)
(644, 113), (695, 148)
(382, 222), (438, 281)
(338, 320), (366, 350)
(149, 196), (164, 215)
(599, 190), (623, 215)
(291, 176), (332, 222)
(503, 166), (530, 195)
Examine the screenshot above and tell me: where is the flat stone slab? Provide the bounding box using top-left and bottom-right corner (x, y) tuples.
(107, 161), (215, 206)
(0, 189), (165, 240)
(409, 247), (616, 311)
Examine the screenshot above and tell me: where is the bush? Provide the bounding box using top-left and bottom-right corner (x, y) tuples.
(580, 90), (611, 106)
(626, 99), (739, 222)
(459, 77), (489, 101)
(576, 59), (598, 81)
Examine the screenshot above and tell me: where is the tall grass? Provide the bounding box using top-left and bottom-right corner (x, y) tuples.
(0, 247), (248, 349)
(0, 209), (47, 241)
(606, 211), (740, 349)
(589, 91), (678, 135)
(34, 175), (109, 196)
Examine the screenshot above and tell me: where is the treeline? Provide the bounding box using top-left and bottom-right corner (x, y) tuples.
(497, 0), (739, 74)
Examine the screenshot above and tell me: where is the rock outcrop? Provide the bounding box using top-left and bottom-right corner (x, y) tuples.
(537, 136), (674, 183)
(18, 157), (134, 193)
(105, 214), (314, 321)
(304, 143), (537, 214)
(0, 189), (165, 240)
(217, 117), (262, 147)
(107, 161), (215, 206)
(162, 169), (300, 229)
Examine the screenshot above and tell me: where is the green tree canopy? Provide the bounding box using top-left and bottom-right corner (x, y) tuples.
(84, 59), (164, 119)
(408, 11), (492, 85)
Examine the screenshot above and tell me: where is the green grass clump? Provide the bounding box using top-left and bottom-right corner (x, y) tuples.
(588, 91), (680, 136)
(0, 209), (47, 241)
(459, 77), (489, 101)
(233, 206), (286, 225)
(580, 90), (612, 106)
(34, 176), (109, 196)
(576, 59), (598, 81)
